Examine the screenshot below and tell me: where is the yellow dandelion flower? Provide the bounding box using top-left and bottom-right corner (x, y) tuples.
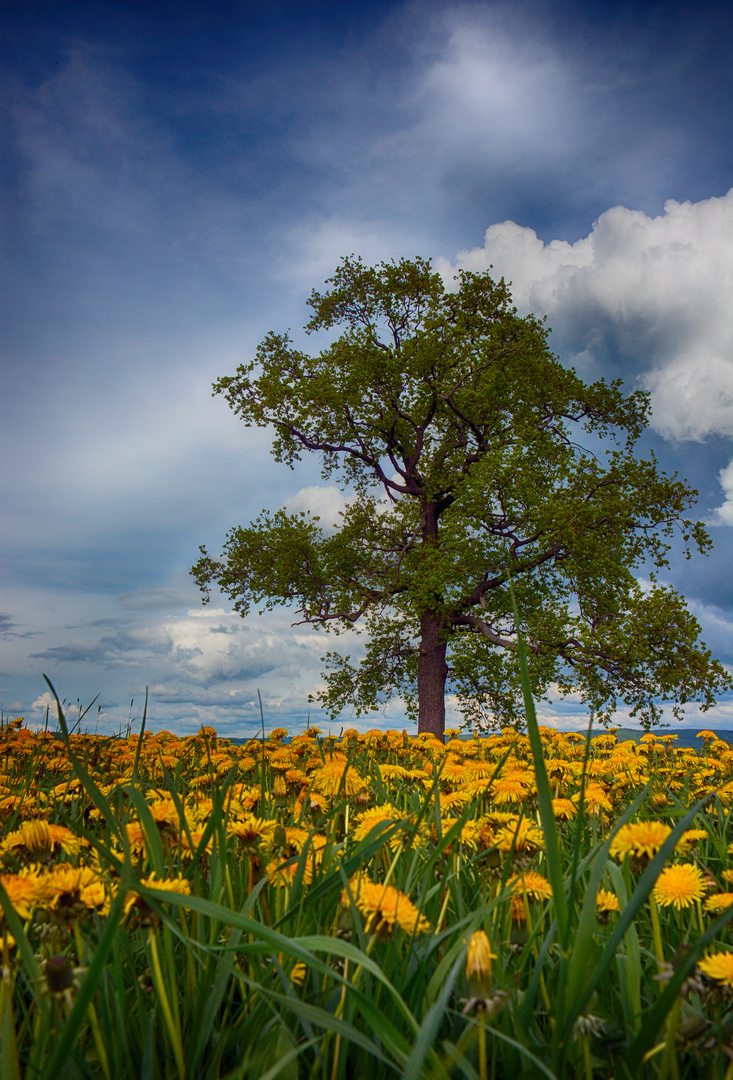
(266, 857), (313, 888)
(440, 790), (473, 811)
(552, 798), (577, 821)
(696, 730), (718, 744)
(508, 871), (553, 901)
(476, 818), (496, 849)
(465, 761), (496, 782)
(269, 750), (296, 771)
(490, 778), (529, 806)
(378, 765), (410, 783)
(228, 816), (277, 849)
(123, 821), (149, 857)
(80, 877), (108, 913)
(123, 873), (191, 920)
(721, 869), (733, 886)
(653, 863), (707, 910)
(0, 869), (49, 921)
(272, 775), (288, 798)
(273, 952), (307, 985)
(466, 930), (497, 995)
(510, 895), (527, 923)
(176, 828), (212, 857)
(406, 768), (431, 786)
(675, 829), (708, 854)
(494, 818), (545, 854)
(293, 791), (330, 818)
(44, 865), (109, 919)
(596, 888), (620, 915)
(703, 893), (733, 914)
(573, 783), (613, 815)
(230, 784), (260, 810)
(142, 872), (192, 897)
(0, 820), (86, 863)
(486, 811), (521, 825)
(311, 761), (366, 798)
(440, 759), (469, 785)
(352, 804), (403, 843)
(438, 818), (482, 849)
(265, 826), (311, 856)
(609, 821), (671, 863)
(699, 951), (733, 986)
(342, 874), (430, 936)
(285, 767), (308, 785)
(147, 798), (184, 831)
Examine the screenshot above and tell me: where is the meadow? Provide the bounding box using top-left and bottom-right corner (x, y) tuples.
(3, 679), (733, 1078)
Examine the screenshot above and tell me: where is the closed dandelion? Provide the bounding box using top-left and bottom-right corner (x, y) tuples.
(465, 930), (497, 1000)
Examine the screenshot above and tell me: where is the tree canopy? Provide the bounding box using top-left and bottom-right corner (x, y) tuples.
(192, 256), (731, 737)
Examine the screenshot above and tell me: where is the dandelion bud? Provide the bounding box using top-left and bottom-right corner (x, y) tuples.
(466, 930), (496, 997)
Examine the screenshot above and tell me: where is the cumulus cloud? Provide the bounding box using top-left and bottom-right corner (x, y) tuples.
(31, 691), (57, 715)
(437, 189), (733, 446)
(710, 460), (733, 526)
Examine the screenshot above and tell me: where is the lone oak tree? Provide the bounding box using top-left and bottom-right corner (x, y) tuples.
(192, 256), (730, 737)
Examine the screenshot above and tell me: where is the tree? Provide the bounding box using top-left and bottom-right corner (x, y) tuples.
(192, 256), (731, 737)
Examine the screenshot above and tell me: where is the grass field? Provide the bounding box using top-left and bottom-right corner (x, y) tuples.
(2, 676), (733, 1078)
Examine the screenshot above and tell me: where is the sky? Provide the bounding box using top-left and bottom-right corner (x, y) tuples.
(1, 0), (731, 738)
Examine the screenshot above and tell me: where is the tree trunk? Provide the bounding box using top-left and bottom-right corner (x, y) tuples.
(417, 610), (448, 739)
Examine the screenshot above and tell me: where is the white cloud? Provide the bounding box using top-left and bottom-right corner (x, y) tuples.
(413, 17), (578, 165)
(281, 485), (351, 533)
(710, 459), (733, 526)
(437, 189), (733, 442)
(31, 691), (57, 715)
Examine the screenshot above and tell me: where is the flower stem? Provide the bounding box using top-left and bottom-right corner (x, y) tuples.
(148, 928), (185, 1080)
(649, 895), (665, 970)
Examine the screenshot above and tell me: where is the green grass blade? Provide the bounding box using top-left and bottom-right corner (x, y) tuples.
(508, 587), (569, 940)
(401, 950), (464, 1080)
(624, 902), (733, 1072)
(560, 793), (714, 1044)
(563, 783), (653, 1013)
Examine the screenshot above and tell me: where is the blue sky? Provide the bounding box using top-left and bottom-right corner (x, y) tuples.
(1, 0), (731, 737)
